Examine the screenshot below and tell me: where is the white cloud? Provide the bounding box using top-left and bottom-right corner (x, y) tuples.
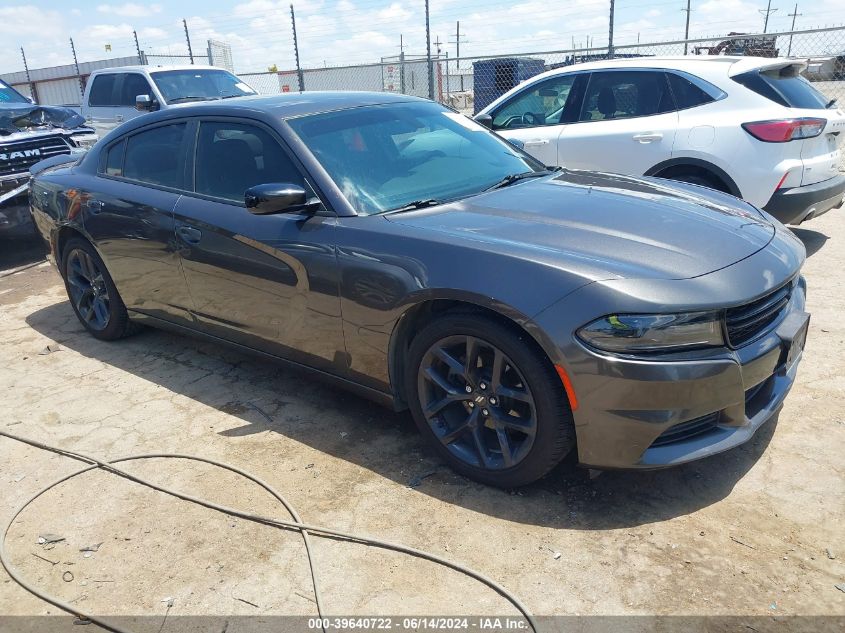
(97, 3), (163, 18)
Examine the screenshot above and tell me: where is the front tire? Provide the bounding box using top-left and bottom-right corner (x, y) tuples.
(406, 313), (575, 487)
(61, 238), (137, 341)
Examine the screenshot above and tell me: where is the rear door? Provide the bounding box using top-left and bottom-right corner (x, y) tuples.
(82, 121), (194, 325)
(557, 70), (679, 174)
(486, 72), (584, 166)
(172, 117), (345, 371)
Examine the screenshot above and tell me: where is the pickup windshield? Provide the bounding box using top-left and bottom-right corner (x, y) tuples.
(150, 69), (256, 105)
(287, 101), (545, 215)
(0, 80), (30, 104)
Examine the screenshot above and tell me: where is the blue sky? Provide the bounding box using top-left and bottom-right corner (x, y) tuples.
(1, 0), (843, 74)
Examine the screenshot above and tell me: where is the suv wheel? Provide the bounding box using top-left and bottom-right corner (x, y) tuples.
(406, 313), (576, 487)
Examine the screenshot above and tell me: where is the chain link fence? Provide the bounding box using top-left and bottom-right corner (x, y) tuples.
(231, 27), (844, 117)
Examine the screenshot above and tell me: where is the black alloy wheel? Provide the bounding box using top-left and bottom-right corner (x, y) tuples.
(61, 238), (138, 341)
(407, 314), (575, 487)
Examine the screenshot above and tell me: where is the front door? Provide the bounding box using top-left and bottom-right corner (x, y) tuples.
(173, 118), (345, 371)
(487, 72), (584, 167)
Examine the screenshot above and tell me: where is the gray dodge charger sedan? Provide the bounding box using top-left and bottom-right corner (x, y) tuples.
(29, 92), (809, 487)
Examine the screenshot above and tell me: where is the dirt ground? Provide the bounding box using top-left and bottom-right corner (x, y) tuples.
(0, 211), (843, 626)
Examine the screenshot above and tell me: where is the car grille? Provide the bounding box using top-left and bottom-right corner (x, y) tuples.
(650, 412), (721, 448)
(0, 136), (71, 179)
(725, 282), (793, 348)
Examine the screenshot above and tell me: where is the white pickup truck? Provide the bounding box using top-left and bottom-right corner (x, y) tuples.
(81, 65), (257, 138)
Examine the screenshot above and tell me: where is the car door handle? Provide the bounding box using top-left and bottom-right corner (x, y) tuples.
(632, 133), (663, 143)
(86, 199), (104, 214)
(177, 225), (202, 244)
(523, 139), (550, 147)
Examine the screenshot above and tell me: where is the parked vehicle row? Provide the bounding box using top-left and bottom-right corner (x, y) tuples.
(29, 93), (809, 487)
(0, 80), (96, 238)
(476, 56), (845, 225)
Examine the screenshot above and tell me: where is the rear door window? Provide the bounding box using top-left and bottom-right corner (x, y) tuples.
(666, 72), (725, 109)
(88, 74), (118, 106)
(733, 68), (831, 109)
(104, 139), (126, 177)
(194, 121), (304, 203)
(123, 123), (188, 189)
(579, 71), (675, 121)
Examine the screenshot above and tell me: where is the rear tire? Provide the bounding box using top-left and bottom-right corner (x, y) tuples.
(664, 170), (728, 193)
(405, 313), (575, 488)
(61, 238), (138, 341)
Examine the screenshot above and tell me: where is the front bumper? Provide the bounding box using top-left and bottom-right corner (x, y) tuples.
(568, 280), (808, 470)
(0, 177), (36, 238)
(763, 174), (845, 225)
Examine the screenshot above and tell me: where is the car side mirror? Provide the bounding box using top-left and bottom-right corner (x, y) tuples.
(245, 183), (319, 215)
(474, 113), (493, 129)
(135, 94), (159, 112)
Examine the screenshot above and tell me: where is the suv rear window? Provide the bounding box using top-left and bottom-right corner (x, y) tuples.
(733, 68), (831, 109)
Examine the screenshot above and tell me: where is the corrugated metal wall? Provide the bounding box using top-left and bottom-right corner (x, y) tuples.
(1, 56), (140, 106)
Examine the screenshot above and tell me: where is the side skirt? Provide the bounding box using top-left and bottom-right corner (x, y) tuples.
(128, 310), (397, 410)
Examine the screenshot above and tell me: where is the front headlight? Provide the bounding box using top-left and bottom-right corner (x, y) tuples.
(577, 311), (724, 353)
(71, 135), (98, 150)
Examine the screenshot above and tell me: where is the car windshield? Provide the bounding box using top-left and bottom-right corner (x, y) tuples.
(0, 80), (30, 104)
(287, 101), (545, 215)
(150, 69), (256, 104)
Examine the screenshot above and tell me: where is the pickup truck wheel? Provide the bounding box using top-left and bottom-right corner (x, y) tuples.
(406, 314), (575, 488)
(61, 238), (137, 341)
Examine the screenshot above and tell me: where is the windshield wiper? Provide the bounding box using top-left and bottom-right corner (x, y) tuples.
(384, 199), (443, 214)
(484, 169), (558, 191)
(167, 96), (218, 104)
(826, 98), (838, 109)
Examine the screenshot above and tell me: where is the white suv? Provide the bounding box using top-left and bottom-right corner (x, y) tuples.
(476, 56), (845, 224)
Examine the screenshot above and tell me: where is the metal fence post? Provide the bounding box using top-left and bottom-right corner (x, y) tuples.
(291, 4), (305, 92)
(69, 38), (84, 102)
(183, 19), (195, 64)
(21, 47), (37, 102)
(425, 0), (434, 100)
(133, 30), (143, 64)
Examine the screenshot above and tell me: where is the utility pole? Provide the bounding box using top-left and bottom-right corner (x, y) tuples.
(133, 30), (143, 64)
(21, 47), (36, 101)
(787, 4), (801, 55)
(759, 0), (778, 34)
(425, 0), (434, 100)
(682, 0), (692, 54)
(183, 19), (194, 64)
(608, 0), (615, 58)
(290, 4), (305, 92)
(69, 38), (84, 101)
(449, 21), (466, 91)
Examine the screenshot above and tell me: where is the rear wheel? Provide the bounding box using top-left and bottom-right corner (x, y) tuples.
(61, 238), (137, 341)
(663, 169), (728, 193)
(406, 313), (575, 487)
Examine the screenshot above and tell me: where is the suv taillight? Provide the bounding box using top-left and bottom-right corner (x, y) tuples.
(742, 118), (827, 142)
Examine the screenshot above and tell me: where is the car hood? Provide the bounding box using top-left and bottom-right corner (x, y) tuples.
(0, 104), (86, 135)
(385, 170), (775, 281)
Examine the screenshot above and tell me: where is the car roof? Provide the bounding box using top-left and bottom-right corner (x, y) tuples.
(126, 91), (428, 123)
(527, 55), (808, 78)
(90, 64), (224, 75)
